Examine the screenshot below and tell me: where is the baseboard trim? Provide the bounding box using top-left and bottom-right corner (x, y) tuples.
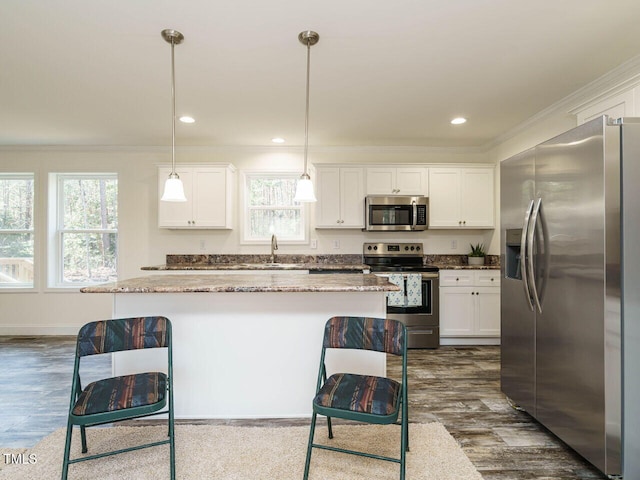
(440, 337), (501, 346)
(0, 325), (80, 336)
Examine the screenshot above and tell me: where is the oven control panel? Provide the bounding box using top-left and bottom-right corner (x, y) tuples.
(363, 242), (423, 256)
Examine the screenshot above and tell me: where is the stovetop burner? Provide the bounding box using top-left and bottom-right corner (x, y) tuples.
(363, 242), (439, 272)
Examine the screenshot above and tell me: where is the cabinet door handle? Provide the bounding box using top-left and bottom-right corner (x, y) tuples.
(458, 220), (462, 225)
(456, 278), (459, 281)
(463, 220), (466, 225)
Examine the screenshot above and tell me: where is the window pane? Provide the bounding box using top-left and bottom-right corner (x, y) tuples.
(62, 178), (117, 229)
(0, 233), (33, 285)
(62, 232), (117, 283)
(248, 177), (297, 207)
(250, 209), (302, 238)
(0, 177), (34, 230)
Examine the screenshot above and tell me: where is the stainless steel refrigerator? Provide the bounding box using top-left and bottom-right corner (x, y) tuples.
(500, 115), (640, 477)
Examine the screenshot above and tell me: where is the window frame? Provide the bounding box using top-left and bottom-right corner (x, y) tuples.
(48, 172), (118, 289)
(0, 172), (36, 290)
(240, 171), (309, 245)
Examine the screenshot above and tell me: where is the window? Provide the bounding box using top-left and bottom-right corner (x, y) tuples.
(0, 174), (35, 288)
(49, 174), (118, 287)
(243, 173), (307, 243)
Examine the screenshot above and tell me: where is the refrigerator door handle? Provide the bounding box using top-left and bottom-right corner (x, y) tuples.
(527, 197), (543, 313)
(521, 200), (535, 311)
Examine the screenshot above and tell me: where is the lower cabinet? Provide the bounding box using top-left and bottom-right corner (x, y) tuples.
(439, 270), (501, 341)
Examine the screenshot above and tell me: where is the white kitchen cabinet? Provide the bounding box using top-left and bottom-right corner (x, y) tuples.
(315, 166), (365, 228)
(158, 164), (235, 229)
(366, 167), (428, 196)
(440, 270), (500, 340)
(428, 167), (494, 228)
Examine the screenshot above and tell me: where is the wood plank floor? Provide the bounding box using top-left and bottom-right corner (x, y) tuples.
(0, 337), (606, 479)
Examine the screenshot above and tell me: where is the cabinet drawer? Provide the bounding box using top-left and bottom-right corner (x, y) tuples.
(439, 271), (474, 286)
(475, 271), (501, 286)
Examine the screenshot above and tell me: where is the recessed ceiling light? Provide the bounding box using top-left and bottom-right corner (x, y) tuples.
(271, 137), (285, 144)
(451, 117), (467, 125)
(179, 116), (195, 124)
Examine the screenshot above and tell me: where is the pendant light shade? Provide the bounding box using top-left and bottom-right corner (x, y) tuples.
(161, 175), (187, 202)
(161, 29), (187, 203)
(293, 30), (319, 203)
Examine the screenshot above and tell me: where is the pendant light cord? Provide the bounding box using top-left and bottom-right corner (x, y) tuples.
(170, 37), (177, 177)
(303, 40), (311, 178)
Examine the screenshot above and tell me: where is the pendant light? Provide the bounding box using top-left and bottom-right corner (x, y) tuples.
(293, 30), (319, 203)
(160, 29), (187, 202)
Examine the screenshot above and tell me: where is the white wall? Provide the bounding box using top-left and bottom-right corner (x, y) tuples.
(4, 56), (639, 334)
(0, 145), (491, 334)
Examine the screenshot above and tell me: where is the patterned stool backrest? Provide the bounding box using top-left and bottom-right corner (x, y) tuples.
(323, 316), (405, 356)
(77, 316), (170, 357)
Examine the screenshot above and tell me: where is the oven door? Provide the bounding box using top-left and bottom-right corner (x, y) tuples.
(376, 273), (439, 319)
(376, 272), (440, 348)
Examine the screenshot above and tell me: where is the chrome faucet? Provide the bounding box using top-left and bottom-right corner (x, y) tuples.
(270, 234), (278, 263)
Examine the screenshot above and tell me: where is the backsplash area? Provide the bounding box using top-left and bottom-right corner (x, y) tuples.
(427, 254), (499, 267)
(164, 253), (499, 267)
(165, 254), (363, 265)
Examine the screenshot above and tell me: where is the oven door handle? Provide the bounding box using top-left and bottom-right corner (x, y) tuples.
(374, 272), (438, 279)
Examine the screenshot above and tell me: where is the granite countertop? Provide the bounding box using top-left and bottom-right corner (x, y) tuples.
(141, 263), (368, 272)
(80, 273), (399, 294)
(141, 254), (500, 272)
(431, 264), (500, 270)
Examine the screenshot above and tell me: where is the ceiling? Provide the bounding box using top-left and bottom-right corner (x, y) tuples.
(2, 0), (640, 149)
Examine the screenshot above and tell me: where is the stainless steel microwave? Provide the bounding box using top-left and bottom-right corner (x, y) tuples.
(365, 195), (428, 231)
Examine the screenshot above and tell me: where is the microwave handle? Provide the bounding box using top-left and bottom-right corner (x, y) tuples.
(412, 201), (417, 230)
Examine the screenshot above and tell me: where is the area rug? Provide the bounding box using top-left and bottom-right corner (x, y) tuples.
(0, 423), (482, 479)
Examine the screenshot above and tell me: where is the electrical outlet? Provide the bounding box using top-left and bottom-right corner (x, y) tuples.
(451, 240), (457, 250)
(200, 239), (206, 251)
(310, 239), (317, 249)
(332, 239), (340, 249)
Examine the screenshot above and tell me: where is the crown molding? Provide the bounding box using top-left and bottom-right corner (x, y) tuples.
(485, 54), (640, 150)
(0, 143), (486, 156)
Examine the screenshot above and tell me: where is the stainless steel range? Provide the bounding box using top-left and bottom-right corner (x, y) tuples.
(364, 242), (439, 348)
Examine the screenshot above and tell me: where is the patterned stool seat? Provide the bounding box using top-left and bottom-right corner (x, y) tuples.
(313, 373), (401, 416)
(72, 372), (167, 416)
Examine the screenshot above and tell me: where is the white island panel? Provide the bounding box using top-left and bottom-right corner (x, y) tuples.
(112, 291), (387, 419)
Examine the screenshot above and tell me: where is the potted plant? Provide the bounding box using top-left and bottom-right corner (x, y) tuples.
(468, 243), (486, 265)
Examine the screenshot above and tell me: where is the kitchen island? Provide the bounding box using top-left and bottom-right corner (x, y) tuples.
(81, 273), (398, 419)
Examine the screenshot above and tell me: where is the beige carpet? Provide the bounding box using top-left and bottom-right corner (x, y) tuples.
(0, 423), (482, 479)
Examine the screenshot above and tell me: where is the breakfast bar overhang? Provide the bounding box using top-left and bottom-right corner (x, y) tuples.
(81, 273), (399, 419)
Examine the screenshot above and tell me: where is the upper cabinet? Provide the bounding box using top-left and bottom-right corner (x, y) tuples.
(366, 167), (428, 196)
(574, 85), (639, 125)
(428, 167), (495, 228)
(315, 166), (365, 228)
(158, 164), (236, 229)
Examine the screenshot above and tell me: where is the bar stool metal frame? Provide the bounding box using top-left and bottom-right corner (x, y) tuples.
(303, 316), (409, 480)
(61, 316), (175, 480)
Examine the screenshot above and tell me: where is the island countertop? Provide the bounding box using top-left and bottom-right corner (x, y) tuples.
(80, 273), (399, 294)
